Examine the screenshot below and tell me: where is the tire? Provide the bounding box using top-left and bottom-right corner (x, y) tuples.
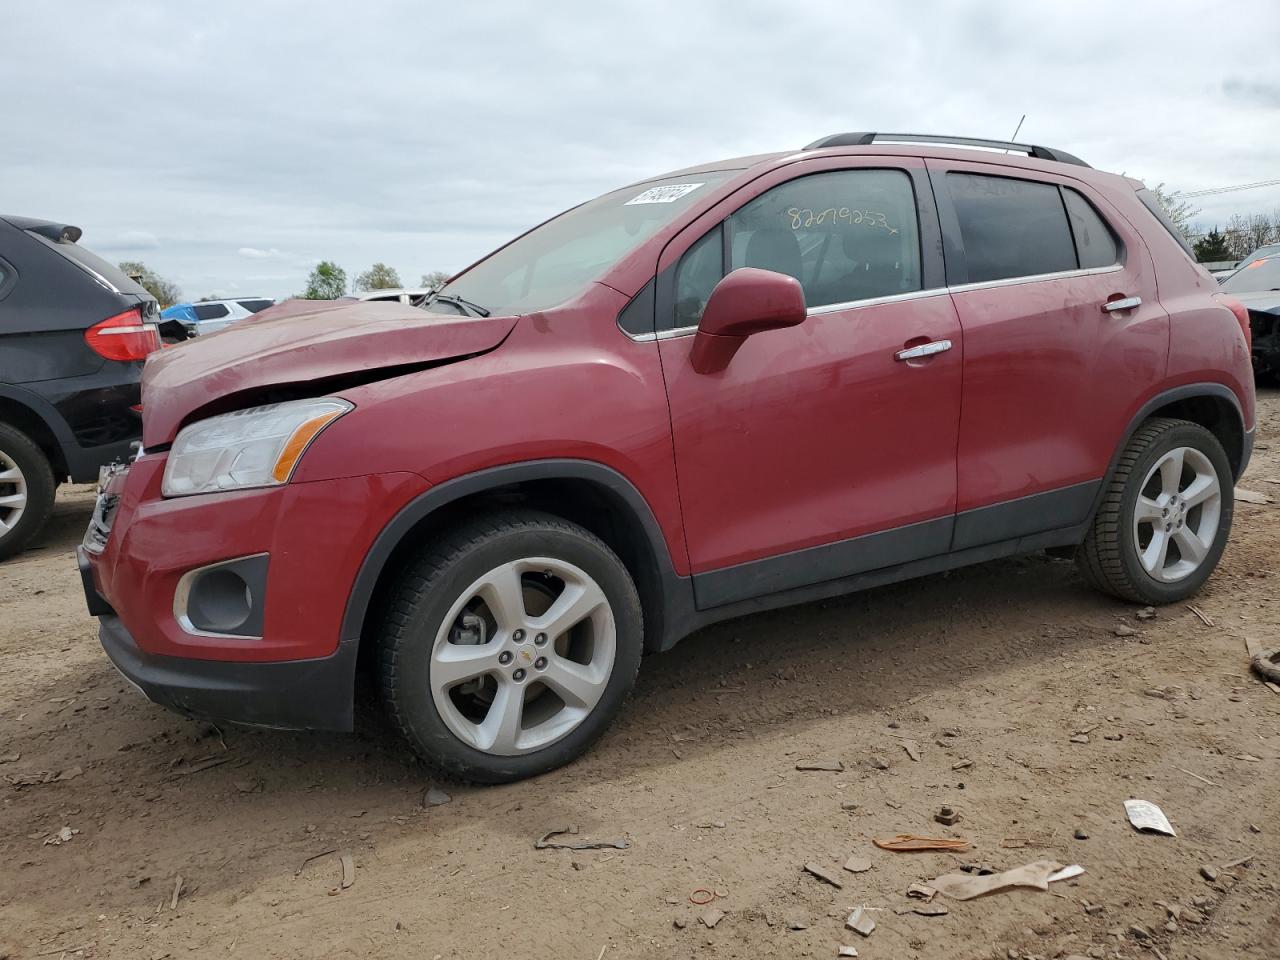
(1077, 417), (1233, 604)
(378, 510), (643, 783)
(0, 423), (56, 562)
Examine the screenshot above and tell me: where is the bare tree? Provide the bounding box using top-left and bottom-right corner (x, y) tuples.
(118, 260), (182, 306)
(420, 270), (451, 291)
(1148, 183), (1199, 242)
(354, 263), (402, 291)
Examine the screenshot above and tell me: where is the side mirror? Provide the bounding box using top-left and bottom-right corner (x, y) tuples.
(689, 268), (807, 374)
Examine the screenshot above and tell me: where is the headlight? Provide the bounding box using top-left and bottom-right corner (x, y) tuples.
(162, 398), (352, 497)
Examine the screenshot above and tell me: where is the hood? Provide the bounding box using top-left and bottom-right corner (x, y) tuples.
(1233, 290), (1280, 315)
(141, 298), (517, 447)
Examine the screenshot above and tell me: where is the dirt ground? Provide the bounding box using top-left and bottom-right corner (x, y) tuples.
(2, 394), (1278, 960)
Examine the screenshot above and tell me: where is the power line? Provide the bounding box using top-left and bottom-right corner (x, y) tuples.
(1181, 178), (1280, 199)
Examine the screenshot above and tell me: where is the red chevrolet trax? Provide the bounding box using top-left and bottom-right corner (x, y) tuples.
(79, 133), (1256, 782)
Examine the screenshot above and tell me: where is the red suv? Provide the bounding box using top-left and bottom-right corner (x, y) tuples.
(79, 132), (1255, 782)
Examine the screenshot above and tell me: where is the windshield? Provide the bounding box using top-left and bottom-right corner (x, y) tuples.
(1221, 256), (1280, 293)
(436, 172), (734, 316)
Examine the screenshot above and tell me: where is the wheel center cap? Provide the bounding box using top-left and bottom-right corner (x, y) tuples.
(517, 647), (534, 665)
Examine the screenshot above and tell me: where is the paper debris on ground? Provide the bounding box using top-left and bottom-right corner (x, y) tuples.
(843, 855), (873, 873)
(932, 859), (1064, 900)
(1047, 864), (1085, 883)
(1124, 799), (1176, 836)
(845, 906), (875, 937)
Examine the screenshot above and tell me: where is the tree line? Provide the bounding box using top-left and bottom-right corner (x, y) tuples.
(113, 259), (451, 307)
(302, 262), (451, 299)
(1187, 211), (1280, 263)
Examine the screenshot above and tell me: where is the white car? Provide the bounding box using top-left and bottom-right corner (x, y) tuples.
(351, 288), (435, 306)
(160, 297), (276, 338)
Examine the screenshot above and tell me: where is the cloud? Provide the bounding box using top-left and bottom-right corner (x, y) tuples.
(1222, 79), (1280, 109)
(2, 0), (1278, 297)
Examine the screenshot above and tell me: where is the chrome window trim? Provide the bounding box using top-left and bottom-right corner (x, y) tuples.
(806, 286), (950, 316)
(173, 552), (268, 641)
(625, 262), (1124, 341)
(947, 262), (1122, 295)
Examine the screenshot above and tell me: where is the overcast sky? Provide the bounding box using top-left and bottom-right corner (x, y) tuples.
(4, 1), (1278, 300)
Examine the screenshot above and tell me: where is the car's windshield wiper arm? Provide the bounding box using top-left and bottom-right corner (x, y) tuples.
(423, 292), (490, 317)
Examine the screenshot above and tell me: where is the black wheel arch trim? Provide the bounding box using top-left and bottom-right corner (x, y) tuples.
(339, 458), (694, 650)
(0, 382), (77, 447)
(1091, 381), (1251, 525)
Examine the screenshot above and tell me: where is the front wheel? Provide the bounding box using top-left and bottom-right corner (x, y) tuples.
(1077, 418), (1233, 604)
(378, 511), (643, 783)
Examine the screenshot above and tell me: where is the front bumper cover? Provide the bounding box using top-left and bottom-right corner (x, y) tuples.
(97, 611), (357, 731)
(82, 548), (356, 731)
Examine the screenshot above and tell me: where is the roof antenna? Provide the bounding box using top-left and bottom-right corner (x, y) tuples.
(1006, 114), (1026, 152)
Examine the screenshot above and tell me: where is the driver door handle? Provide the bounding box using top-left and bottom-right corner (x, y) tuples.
(895, 339), (953, 361)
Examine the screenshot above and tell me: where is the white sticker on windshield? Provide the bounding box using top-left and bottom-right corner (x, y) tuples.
(624, 183), (704, 205)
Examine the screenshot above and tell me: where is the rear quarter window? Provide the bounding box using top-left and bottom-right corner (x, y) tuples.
(1063, 188), (1121, 268)
(28, 233), (152, 299)
(237, 299), (274, 313)
(1135, 188), (1196, 260)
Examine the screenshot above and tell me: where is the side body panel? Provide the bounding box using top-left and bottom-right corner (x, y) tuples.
(927, 158), (1169, 547)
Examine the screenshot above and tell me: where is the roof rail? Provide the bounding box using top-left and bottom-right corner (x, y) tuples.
(802, 132), (1089, 167)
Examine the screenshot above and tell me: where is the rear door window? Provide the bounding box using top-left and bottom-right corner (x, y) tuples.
(193, 302), (230, 320)
(947, 173), (1077, 283)
(1063, 189), (1120, 268)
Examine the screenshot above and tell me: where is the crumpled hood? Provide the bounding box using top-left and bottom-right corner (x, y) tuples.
(141, 298), (517, 447)
(1234, 290), (1280, 315)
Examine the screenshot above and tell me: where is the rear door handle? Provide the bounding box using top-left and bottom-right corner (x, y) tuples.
(895, 339), (953, 361)
(1102, 296), (1142, 313)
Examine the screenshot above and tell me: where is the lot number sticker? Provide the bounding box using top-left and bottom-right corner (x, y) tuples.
(625, 183), (704, 205)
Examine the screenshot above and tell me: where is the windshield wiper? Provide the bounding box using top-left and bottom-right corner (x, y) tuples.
(423, 292), (490, 317)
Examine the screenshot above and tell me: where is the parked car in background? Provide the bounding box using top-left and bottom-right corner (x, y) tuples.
(0, 215), (158, 558)
(80, 132), (1254, 783)
(351, 288), (436, 306)
(159, 297), (275, 340)
(1218, 250), (1280, 381)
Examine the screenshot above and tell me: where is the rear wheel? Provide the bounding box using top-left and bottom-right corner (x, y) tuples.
(1077, 418), (1232, 604)
(378, 511), (643, 783)
(0, 423), (56, 561)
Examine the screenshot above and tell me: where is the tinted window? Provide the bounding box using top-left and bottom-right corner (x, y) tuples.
(727, 169), (922, 308)
(237, 299), (274, 313)
(27, 233), (153, 299)
(1136, 188), (1195, 259)
(674, 224), (723, 328)
(0, 259), (10, 299)
(948, 173), (1077, 283)
(193, 302), (230, 320)
(1063, 189), (1120, 268)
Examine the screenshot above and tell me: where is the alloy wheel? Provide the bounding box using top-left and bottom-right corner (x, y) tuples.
(1132, 446), (1222, 583)
(429, 557), (616, 756)
(0, 449), (27, 535)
